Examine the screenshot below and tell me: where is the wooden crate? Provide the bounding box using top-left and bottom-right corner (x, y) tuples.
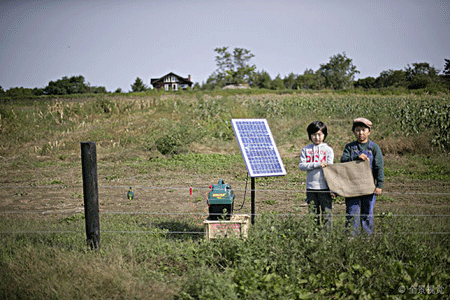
(203, 214), (250, 240)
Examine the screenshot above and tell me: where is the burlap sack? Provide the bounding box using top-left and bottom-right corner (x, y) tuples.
(323, 160), (375, 197)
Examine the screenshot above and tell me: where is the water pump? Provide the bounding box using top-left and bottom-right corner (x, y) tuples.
(207, 179), (235, 220)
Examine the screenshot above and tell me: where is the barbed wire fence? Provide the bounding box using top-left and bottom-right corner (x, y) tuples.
(1, 184), (449, 236)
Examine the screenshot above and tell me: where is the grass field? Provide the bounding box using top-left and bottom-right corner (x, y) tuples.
(1, 90), (449, 299)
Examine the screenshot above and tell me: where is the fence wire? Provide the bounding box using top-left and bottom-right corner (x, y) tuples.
(3, 184), (450, 196)
(1, 183), (449, 236)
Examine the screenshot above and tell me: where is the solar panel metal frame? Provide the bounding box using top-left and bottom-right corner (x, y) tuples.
(231, 118), (286, 177)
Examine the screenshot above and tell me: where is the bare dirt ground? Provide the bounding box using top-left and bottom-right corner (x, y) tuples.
(2, 154), (449, 221)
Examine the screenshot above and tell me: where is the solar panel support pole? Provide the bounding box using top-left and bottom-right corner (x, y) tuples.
(81, 142), (100, 250)
(251, 177), (256, 224)
(231, 119), (287, 226)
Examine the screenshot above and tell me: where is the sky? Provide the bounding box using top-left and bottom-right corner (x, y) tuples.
(1, 0), (449, 92)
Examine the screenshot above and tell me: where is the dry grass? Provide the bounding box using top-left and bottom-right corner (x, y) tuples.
(1, 244), (181, 299)
(0, 91), (449, 299)
(377, 134), (432, 155)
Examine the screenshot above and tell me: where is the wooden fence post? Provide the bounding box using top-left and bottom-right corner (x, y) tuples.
(81, 142), (100, 250)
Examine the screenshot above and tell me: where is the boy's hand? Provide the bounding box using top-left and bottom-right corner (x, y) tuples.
(320, 162), (327, 168)
(374, 188), (382, 196)
(359, 153), (369, 161)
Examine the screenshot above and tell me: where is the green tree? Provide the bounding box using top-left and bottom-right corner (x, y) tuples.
(272, 74), (285, 90)
(4, 87), (35, 99)
(444, 59), (450, 76)
(209, 47), (232, 87)
(251, 70), (272, 89)
(207, 46), (256, 87)
(442, 59), (450, 89)
(296, 69), (324, 90)
(354, 76), (377, 89)
(283, 72), (297, 89)
(32, 87), (44, 96)
(319, 52), (359, 89)
(231, 47), (256, 84)
(375, 69), (407, 88)
(204, 71), (225, 89)
(405, 62), (440, 89)
(131, 77), (148, 92)
(44, 75), (88, 95)
(89, 86), (107, 93)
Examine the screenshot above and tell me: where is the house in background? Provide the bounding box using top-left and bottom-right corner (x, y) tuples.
(150, 72), (193, 91)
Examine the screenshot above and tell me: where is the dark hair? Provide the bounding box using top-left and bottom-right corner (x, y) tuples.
(307, 121), (328, 142)
(352, 122), (370, 132)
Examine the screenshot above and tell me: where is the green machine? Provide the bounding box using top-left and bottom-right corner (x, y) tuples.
(207, 179), (235, 220)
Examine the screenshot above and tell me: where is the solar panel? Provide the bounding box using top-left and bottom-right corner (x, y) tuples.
(231, 119), (286, 177)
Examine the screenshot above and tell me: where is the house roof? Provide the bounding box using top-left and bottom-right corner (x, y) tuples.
(151, 72), (192, 85)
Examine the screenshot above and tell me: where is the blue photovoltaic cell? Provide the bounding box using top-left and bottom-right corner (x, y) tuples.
(231, 119), (286, 177)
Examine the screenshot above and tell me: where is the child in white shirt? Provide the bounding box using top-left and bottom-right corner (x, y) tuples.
(299, 121), (334, 230)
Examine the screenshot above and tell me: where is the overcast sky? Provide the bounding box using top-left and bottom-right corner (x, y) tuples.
(1, 0), (449, 92)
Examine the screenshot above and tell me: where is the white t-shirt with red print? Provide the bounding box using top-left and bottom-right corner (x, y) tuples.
(299, 143), (334, 190)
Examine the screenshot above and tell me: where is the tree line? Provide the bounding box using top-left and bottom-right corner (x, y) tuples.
(1, 50), (449, 99)
(200, 48), (450, 92)
(0, 75), (107, 99)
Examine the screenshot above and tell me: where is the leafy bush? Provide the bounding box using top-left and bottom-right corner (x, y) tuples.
(155, 133), (185, 155)
(153, 120), (206, 155)
(176, 213), (449, 299)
